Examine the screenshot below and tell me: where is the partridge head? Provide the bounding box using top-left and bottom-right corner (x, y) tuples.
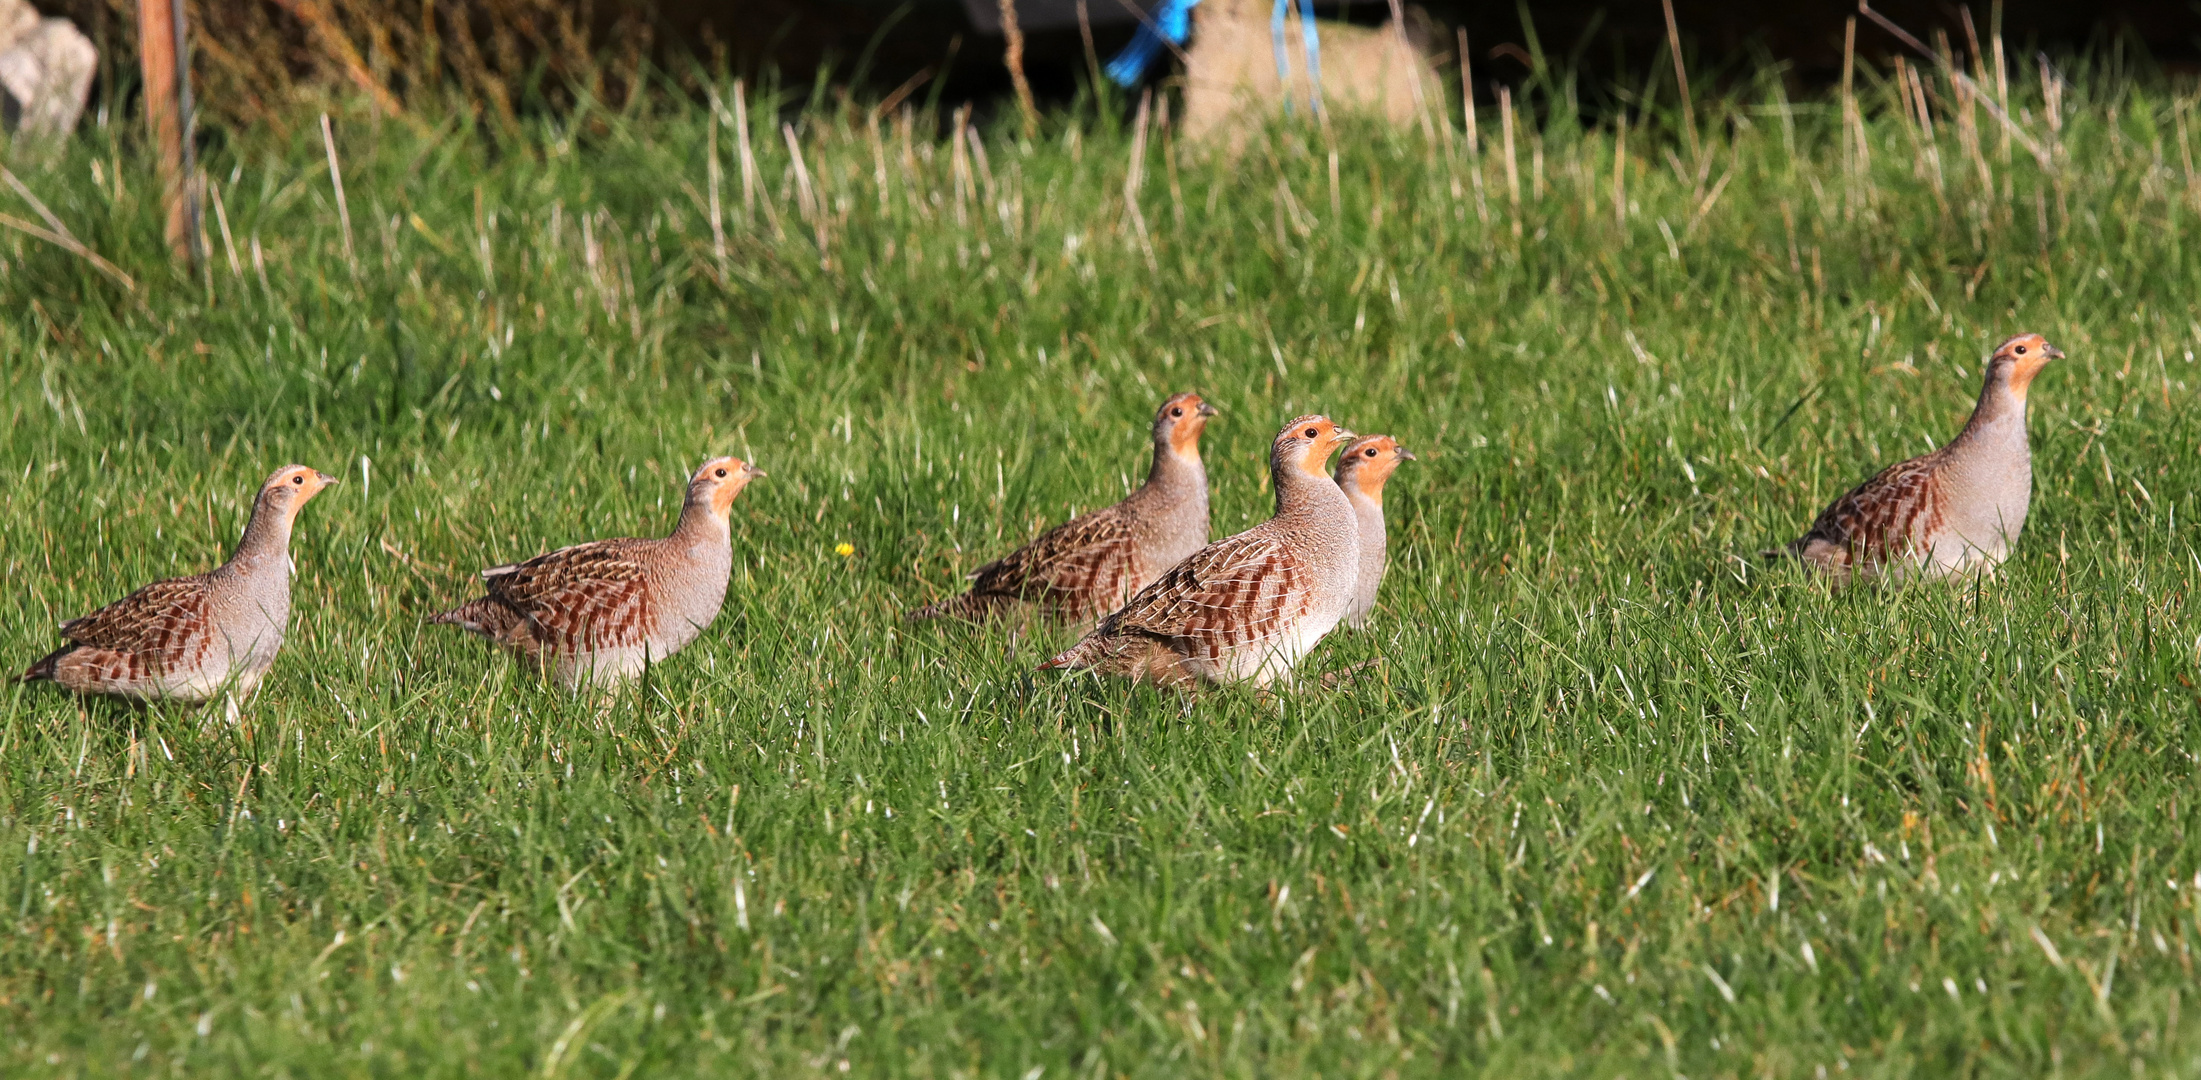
(1335, 434), (1413, 628)
(686, 456), (766, 524)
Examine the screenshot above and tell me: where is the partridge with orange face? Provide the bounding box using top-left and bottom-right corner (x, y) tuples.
(1334, 434), (1414, 628)
(1040, 416), (1359, 688)
(19, 465), (338, 704)
(1785, 332), (2063, 583)
(430, 457), (761, 689)
(908, 392), (1216, 624)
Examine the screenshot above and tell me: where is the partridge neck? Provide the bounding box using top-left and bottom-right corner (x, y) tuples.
(1950, 370), (2030, 454)
(1145, 441), (1204, 495)
(1341, 474), (1383, 512)
(673, 497), (731, 544)
(224, 498), (293, 575)
(1274, 456), (1344, 519)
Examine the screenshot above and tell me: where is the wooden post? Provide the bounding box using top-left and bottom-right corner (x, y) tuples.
(136, 0), (193, 264)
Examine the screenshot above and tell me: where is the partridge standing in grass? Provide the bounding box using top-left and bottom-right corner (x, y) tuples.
(1041, 416), (1359, 688)
(1783, 332), (2063, 584)
(18, 465), (338, 707)
(430, 457), (762, 689)
(908, 392), (1217, 624)
(1334, 434), (1414, 628)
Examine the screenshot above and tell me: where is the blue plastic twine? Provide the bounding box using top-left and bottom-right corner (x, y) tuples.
(1271, 0), (1323, 115)
(1104, 0), (1199, 88)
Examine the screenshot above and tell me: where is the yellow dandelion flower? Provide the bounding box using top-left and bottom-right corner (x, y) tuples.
(835, 542), (856, 557)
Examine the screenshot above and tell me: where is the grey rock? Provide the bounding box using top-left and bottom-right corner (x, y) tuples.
(0, 14), (96, 139)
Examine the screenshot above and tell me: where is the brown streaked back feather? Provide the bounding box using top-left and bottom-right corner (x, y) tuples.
(20, 577), (218, 687)
(1791, 455), (1946, 573)
(435, 539), (656, 658)
(1049, 532), (1312, 675)
(912, 504), (1140, 622)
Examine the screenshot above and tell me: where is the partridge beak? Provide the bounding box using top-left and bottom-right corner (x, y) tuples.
(2042, 344), (2065, 360)
(743, 462), (767, 479)
(1396, 447), (1417, 461)
(1330, 428), (1357, 444)
(315, 472), (340, 486)
(1196, 401), (1219, 417)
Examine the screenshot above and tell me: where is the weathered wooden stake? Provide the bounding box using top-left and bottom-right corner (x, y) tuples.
(136, 0), (197, 264)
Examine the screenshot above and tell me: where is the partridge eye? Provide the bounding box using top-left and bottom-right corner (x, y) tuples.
(1171, 407), (1184, 417)
(1304, 427), (1319, 439)
(2014, 345), (2027, 354)
(1365, 447), (1378, 457)
(291, 475), (304, 485)
(715, 468), (728, 478)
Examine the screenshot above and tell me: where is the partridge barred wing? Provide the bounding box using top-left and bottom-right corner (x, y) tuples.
(912, 505), (1140, 622)
(973, 507), (1140, 617)
(474, 539), (656, 656)
(31, 577), (217, 684)
(1097, 533), (1312, 668)
(1792, 455), (1945, 572)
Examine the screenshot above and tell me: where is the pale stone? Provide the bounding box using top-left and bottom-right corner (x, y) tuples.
(1180, 0), (1442, 150)
(0, 16), (96, 139)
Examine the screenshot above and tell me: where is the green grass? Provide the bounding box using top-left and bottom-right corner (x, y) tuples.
(4, 59), (2201, 1076)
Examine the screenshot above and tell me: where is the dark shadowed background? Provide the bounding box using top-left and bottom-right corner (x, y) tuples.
(720, 0), (2197, 109)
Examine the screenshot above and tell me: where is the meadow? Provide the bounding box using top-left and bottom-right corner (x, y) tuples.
(2, 47), (2200, 1077)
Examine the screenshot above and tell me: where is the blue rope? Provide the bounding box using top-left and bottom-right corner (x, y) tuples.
(1269, 0), (1324, 115)
(1102, 0), (1321, 116)
(1104, 0), (1198, 88)
(1296, 0), (1323, 114)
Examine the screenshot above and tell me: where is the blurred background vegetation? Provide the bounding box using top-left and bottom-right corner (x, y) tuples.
(18, 0), (2199, 145)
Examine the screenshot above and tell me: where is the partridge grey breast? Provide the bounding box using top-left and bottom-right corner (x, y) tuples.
(1040, 415), (1359, 688)
(1785, 332), (2062, 584)
(18, 465), (338, 703)
(907, 392), (1216, 625)
(430, 457), (761, 689)
(1334, 434), (1414, 629)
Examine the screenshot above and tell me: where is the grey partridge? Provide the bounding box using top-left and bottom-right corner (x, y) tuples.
(1334, 434), (1414, 628)
(19, 465), (338, 704)
(430, 457), (761, 689)
(1785, 332), (2062, 584)
(1040, 415), (1359, 688)
(908, 392), (1215, 624)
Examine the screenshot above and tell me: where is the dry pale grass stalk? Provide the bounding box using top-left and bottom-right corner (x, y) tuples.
(1661, 0), (1699, 164)
(783, 124), (829, 270)
(1612, 113), (1627, 234)
(320, 112), (357, 273)
(706, 98), (726, 270)
(950, 105), (973, 229)
(1499, 85), (1520, 237)
(1122, 91), (1156, 269)
(996, 0), (1038, 139)
(0, 210), (137, 291)
(209, 178), (242, 282)
(1456, 28), (1477, 159)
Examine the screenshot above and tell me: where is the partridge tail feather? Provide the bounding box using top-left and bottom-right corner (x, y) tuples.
(428, 598), (515, 638)
(1037, 637), (1100, 672)
(1759, 534), (1818, 561)
(16, 645), (70, 684)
